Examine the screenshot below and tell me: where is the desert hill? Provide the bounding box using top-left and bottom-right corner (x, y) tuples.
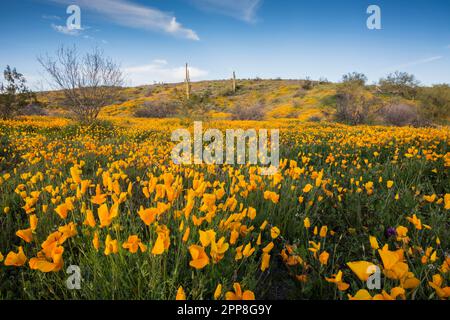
(36, 78), (448, 125)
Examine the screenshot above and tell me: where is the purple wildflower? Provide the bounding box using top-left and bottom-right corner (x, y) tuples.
(386, 227), (397, 238)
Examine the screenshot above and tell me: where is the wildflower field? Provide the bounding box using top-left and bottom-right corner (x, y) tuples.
(0, 117), (449, 300)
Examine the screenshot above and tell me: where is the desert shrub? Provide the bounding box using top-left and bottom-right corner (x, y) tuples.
(20, 103), (48, 116)
(335, 82), (376, 125)
(418, 84), (450, 123)
(221, 88), (236, 97)
(318, 77), (330, 85)
(308, 115), (322, 122)
(143, 87), (154, 97)
(380, 104), (419, 126)
(412, 117), (434, 128)
(134, 101), (177, 118)
(293, 89), (307, 98)
(302, 78), (314, 90)
(171, 89), (213, 121)
(231, 103), (266, 120)
(342, 72), (367, 86)
(379, 71), (419, 99)
(321, 95), (337, 108)
(114, 95), (130, 104)
(0, 66), (34, 119)
(285, 109), (300, 119)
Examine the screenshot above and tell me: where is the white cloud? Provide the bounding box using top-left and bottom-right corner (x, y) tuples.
(387, 56), (443, 70)
(152, 59), (168, 65)
(51, 23), (83, 36)
(49, 0), (199, 40)
(42, 15), (62, 20)
(188, 0), (262, 22)
(124, 60), (208, 86)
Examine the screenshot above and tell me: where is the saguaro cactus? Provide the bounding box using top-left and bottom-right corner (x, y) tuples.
(232, 71), (237, 93)
(185, 63), (191, 99)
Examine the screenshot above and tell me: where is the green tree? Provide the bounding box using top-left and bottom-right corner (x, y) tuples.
(0, 66), (33, 120)
(379, 71), (419, 99)
(342, 72), (368, 86)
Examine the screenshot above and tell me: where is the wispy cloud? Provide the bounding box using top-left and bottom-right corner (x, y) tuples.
(152, 59), (169, 65)
(188, 0), (262, 23)
(51, 23), (83, 36)
(124, 60), (208, 85)
(49, 0), (199, 40)
(51, 23), (108, 43)
(385, 56), (443, 71)
(42, 14), (62, 21)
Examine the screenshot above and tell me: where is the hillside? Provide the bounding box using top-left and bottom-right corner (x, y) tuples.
(37, 78), (448, 124)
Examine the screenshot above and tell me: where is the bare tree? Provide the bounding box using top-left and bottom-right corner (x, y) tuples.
(38, 46), (124, 122)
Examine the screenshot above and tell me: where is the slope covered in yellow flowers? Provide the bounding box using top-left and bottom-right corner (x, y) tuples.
(38, 80), (374, 121)
(98, 80), (337, 120)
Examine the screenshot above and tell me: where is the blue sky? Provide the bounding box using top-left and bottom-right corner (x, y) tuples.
(0, 0), (449, 88)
